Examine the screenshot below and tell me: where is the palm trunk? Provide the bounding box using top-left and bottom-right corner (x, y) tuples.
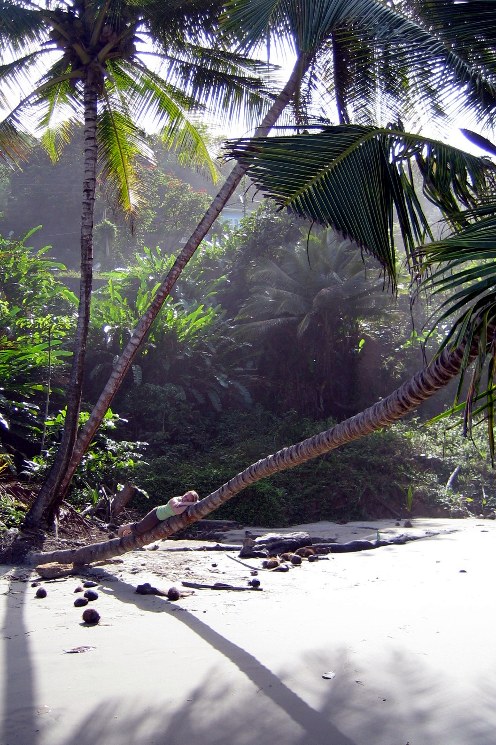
(332, 32), (350, 125)
(30, 333), (469, 566)
(50, 53), (310, 503)
(24, 78), (99, 528)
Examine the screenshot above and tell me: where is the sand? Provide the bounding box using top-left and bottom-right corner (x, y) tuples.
(1, 517), (495, 745)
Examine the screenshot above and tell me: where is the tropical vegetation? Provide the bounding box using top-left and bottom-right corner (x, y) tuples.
(1, 1), (496, 559)
(0, 0), (272, 525)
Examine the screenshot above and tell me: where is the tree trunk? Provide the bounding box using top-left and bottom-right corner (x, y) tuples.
(79, 482), (137, 520)
(46, 53), (310, 508)
(24, 77), (99, 528)
(30, 333), (470, 567)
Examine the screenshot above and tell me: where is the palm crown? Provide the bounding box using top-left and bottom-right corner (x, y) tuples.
(0, 0), (272, 206)
(226, 0), (496, 129)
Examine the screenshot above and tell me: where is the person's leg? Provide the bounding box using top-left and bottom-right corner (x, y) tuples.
(117, 508), (161, 537)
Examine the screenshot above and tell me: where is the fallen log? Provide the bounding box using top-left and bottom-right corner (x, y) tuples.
(312, 533), (433, 553)
(160, 543), (242, 552)
(182, 580), (263, 592)
(240, 531), (312, 557)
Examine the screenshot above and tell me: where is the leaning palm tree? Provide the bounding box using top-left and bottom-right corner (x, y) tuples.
(30, 0), (496, 530)
(26, 1), (496, 565)
(0, 0), (276, 526)
(31, 320), (482, 567)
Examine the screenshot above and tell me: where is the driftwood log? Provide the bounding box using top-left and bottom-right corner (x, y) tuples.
(240, 531), (313, 557)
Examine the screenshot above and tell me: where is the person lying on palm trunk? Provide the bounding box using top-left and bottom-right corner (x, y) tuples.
(117, 490), (199, 537)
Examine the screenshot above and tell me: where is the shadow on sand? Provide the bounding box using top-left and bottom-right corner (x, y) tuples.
(3, 559), (496, 745)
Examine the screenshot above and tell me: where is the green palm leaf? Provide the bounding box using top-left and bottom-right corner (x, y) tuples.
(415, 205), (496, 458)
(421, 213), (496, 338)
(116, 59), (218, 181)
(97, 105), (148, 215)
(155, 43), (277, 126)
(0, 0), (47, 50)
(226, 125), (494, 286)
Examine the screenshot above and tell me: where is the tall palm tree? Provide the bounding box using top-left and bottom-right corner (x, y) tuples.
(25, 0), (496, 526)
(0, 0), (273, 527)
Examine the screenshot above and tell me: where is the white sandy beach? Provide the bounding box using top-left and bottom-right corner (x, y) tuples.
(1, 517), (495, 745)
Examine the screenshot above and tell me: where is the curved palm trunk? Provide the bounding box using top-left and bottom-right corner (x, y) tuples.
(24, 79), (99, 528)
(48, 53), (310, 504)
(30, 333), (468, 566)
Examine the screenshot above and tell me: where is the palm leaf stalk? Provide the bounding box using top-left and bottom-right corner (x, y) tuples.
(30, 318), (482, 566)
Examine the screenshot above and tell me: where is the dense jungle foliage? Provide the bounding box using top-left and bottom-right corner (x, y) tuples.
(1, 139), (495, 530)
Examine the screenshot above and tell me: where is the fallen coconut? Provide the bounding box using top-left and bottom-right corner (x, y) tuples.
(82, 608), (100, 625)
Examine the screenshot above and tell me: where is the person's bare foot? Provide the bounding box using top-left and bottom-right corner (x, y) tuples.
(117, 524), (134, 538)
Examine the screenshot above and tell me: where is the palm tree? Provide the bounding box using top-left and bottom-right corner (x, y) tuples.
(0, 0), (274, 527)
(237, 235), (390, 415)
(32, 0), (496, 529)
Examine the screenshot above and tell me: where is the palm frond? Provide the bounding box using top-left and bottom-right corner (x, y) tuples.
(35, 70), (82, 161)
(115, 59), (217, 180)
(226, 125), (495, 287)
(0, 54), (82, 165)
(0, 49), (55, 100)
(417, 205), (496, 458)
(410, 0), (496, 125)
(151, 42), (277, 129)
(140, 0), (226, 47)
(0, 0), (48, 53)
(0, 118), (32, 165)
(250, 258), (304, 293)
(97, 98), (151, 215)
(225, 0), (496, 128)
(420, 212), (496, 335)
